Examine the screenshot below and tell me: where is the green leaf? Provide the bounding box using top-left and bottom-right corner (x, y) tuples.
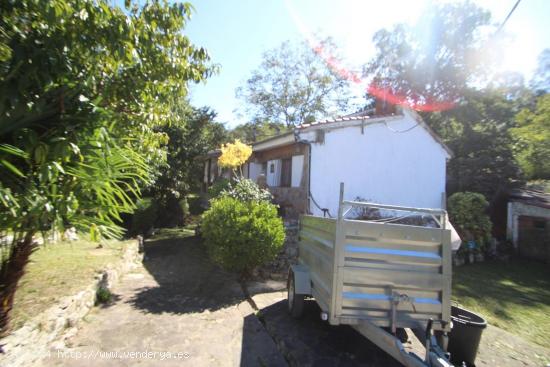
(1, 159), (26, 177)
(0, 144), (28, 159)
(52, 161), (65, 174)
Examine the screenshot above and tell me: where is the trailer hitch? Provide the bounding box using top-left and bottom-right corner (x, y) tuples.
(390, 292), (417, 335)
(425, 319), (453, 367)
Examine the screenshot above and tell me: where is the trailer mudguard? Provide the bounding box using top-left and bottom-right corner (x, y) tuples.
(289, 264), (311, 295)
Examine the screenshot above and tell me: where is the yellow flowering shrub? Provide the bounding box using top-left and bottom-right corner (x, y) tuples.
(218, 140), (252, 169)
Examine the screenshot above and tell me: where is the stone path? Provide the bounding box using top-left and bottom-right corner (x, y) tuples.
(250, 287), (403, 367)
(43, 235), (286, 367)
(249, 287), (550, 367)
(41, 234), (550, 367)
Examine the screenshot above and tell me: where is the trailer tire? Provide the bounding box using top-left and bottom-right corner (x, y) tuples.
(287, 271), (305, 318)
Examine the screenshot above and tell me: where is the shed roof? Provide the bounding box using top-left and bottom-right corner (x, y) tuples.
(509, 189), (550, 210)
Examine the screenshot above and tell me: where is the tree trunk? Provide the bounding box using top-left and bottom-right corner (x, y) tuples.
(0, 233), (36, 337)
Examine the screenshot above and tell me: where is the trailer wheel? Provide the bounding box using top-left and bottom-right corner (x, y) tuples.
(287, 271), (305, 318)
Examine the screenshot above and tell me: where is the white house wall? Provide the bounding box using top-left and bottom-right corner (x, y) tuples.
(305, 115), (448, 216)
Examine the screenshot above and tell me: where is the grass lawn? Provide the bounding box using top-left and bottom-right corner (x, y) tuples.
(147, 227), (196, 241)
(452, 259), (550, 347)
(10, 238), (133, 331)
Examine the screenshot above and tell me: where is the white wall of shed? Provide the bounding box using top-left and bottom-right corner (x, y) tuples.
(306, 115), (448, 216)
(507, 201), (550, 247)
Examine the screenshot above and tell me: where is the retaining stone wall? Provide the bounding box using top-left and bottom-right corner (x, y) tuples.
(259, 220), (299, 280)
(0, 241), (143, 367)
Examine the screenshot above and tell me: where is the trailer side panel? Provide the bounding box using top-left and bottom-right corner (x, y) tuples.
(298, 215), (336, 312)
(336, 219), (451, 330)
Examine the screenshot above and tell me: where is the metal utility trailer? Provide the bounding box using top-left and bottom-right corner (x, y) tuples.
(287, 183), (454, 367)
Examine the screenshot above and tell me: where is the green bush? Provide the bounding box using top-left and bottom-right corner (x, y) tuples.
(221, 177), (272, 202)
(130, 198), (159, 235)
(208, 178), (231, 198)
(188, 195), (204, 215)
(95, 287), (112, 305)
(448, 192), (492, 250)
(202, 196), (285, 277)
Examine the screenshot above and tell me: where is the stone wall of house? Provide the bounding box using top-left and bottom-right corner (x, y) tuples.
(0, 241), (143, 367)
(269, 187), (308, 219)
(255, 141), (311, 219)
(259, 219), (300, 280)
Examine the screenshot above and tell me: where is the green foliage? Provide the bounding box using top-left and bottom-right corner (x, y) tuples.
(364, 1), (494, 105)
(425, 89), (525, 199)
(150, 106), (227, 203)
(229, 120), (290, 144)
(202, 197), (285, 276)
(0, 0), (213, 331)
(208, 178), (231, 198)
(187, 195), (204, 215)
(0, 0), (213, 242)
(511, 94), (550, 180)
(236, 38), (352, 127)
(221, 177), (272, 202)
(362, 2), (530, 200)
(130, 198), (159, 236)
(95, 287), (112, 305)
(448, 192), (492, 249)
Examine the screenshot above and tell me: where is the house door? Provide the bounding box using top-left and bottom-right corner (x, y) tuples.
(281, 158), (292, 187)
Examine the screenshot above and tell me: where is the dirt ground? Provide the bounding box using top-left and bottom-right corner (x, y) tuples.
(41, 234), (550, 367)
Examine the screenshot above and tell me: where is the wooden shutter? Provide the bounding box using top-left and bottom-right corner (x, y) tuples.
(281, 158), (292, 187)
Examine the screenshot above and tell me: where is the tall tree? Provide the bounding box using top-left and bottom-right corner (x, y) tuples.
(229, 119), (289, 144)
(0, 0), (212, 332)
(364, 1), (494, 109)
(236, 38), (352, 127)
(427, 89), (524, 199)
(150, 105), (227, 226)
(511, 94), (550, 180)
(363, 1), (528, 199)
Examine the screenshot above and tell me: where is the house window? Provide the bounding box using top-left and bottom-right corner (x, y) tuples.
(270, 163), (275, 174)
(533, 220), (546, 230)
(280, 158), (292, 187)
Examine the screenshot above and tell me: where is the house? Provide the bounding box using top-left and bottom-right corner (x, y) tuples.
(202, 104), (453, 219)
(506, 189), (550, 263)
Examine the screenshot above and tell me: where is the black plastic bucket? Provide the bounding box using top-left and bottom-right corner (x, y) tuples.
(448, 306), (487, 367)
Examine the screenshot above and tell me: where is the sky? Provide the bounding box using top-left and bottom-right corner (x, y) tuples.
(185, 0), (550, 128)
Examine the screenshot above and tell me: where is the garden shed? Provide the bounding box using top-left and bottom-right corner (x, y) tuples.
(506, 189), (550, 263)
